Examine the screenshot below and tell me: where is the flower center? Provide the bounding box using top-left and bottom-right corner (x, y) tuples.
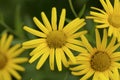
(46, 31), (67, 48)
(90, 51), (111, 72)
(0, 53), (8, 69)
(108, 14), (120, 28)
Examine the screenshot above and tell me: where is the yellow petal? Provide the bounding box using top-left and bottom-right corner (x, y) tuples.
(62, 46), (76, 63)
(29, 43), (47, 56)
(56, 48), (62, 71)
(12, 58), (28, 63)
(2, 70), (12, 80)
(29, 48), (48, 63)
(90, 11), (107, 18)
(80, 69), (95, 80)
(70, 30), (87, 38)
(36, 50), (49, 69)
(4, 34), (13, 51)
(93, 72), (99, 80)
(111, 62), (120, 68)
(91, 7), (106, 14)
(99, 73), (109, 80)
(51, 7), (57, 30)
(94, 19), (107, 23)
(58, 9), (66, 30)
(7, 44), (21, 55)
(95, 29), (101, 49)
(108, 26), (113, 36)
(106, 36), (116, 51)
(33, 17), (49, 34)
(107, 43), (120, 54)
(111, 52), (120, 58)
(10, 64), (25, 71)
(81, 35), (93, 53)
(10, 48), (24, 58)
(101, 29), (107, 50)
(0, 32), (7, 49)
(71, 68), (89, 76)
(23, 26), (46, 37)
(8, 68), (21, 80)
(76, 56), (90, 61)
(100, 0), (109, 14)
(29, 51), (44, 63)
(66, 43), (87, 53)
(49, 48), (55, 70)
(106, 0), (113, 13)
(112, 68), (119, 80)
(63, 18), (81, 33)
(70, 65), (87, 71)
(22, 39), (46, 46)
(67, 38), (83, 46)
(113, 0), (119, 13)
(60, 49), (69, 67)
(41, 12), (52, 31)
(70, 22), (86, 34)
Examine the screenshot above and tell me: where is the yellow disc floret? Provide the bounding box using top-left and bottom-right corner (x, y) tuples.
(46, 31), (67, 48)
(108, 14), (120, 28)
(91, 51), (111, 72)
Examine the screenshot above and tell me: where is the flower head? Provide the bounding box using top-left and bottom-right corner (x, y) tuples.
(70, 29), (120, 80)
(22, 7), (87, 71)
(87, 0), (120, 41)
(0, 32), (28, 80)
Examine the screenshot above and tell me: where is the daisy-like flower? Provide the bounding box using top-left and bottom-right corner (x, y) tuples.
(87, 0), (120, 41)
(22, 7), (87, 71)
(70, 29), (120, 80)
(0, 32), (28, 80)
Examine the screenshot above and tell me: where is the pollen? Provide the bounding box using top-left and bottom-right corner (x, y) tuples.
(90, 51), (111, 72)
(108, 14), (120, 28)
(46, 31), (67, 48)
(0, 53), (8, 69)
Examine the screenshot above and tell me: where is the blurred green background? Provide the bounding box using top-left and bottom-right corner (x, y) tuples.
(0, 0), (109, 80)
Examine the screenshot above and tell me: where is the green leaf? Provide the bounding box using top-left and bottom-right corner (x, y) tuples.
(22, 59), (69, 80)
(0, 12), (4, 23)
(65, 18), (72, 23)
(78, 4), (86, 18)
(14, 5), (25, 39)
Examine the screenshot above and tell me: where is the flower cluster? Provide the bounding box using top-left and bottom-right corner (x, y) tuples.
(1, 0), (120, 80)
(22, 0), (120, 79)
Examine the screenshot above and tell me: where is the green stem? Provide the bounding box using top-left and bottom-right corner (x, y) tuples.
(64, 71), (68, 80)
(68, 0), (78, 17)
(0, 21), (19, 37)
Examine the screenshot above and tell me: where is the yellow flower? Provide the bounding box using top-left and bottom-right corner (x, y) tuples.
(22, 7), (87, 71)
(0, 32), (28, 80)
(87, 0), (120, 41)
(70, 29), (120, 80)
